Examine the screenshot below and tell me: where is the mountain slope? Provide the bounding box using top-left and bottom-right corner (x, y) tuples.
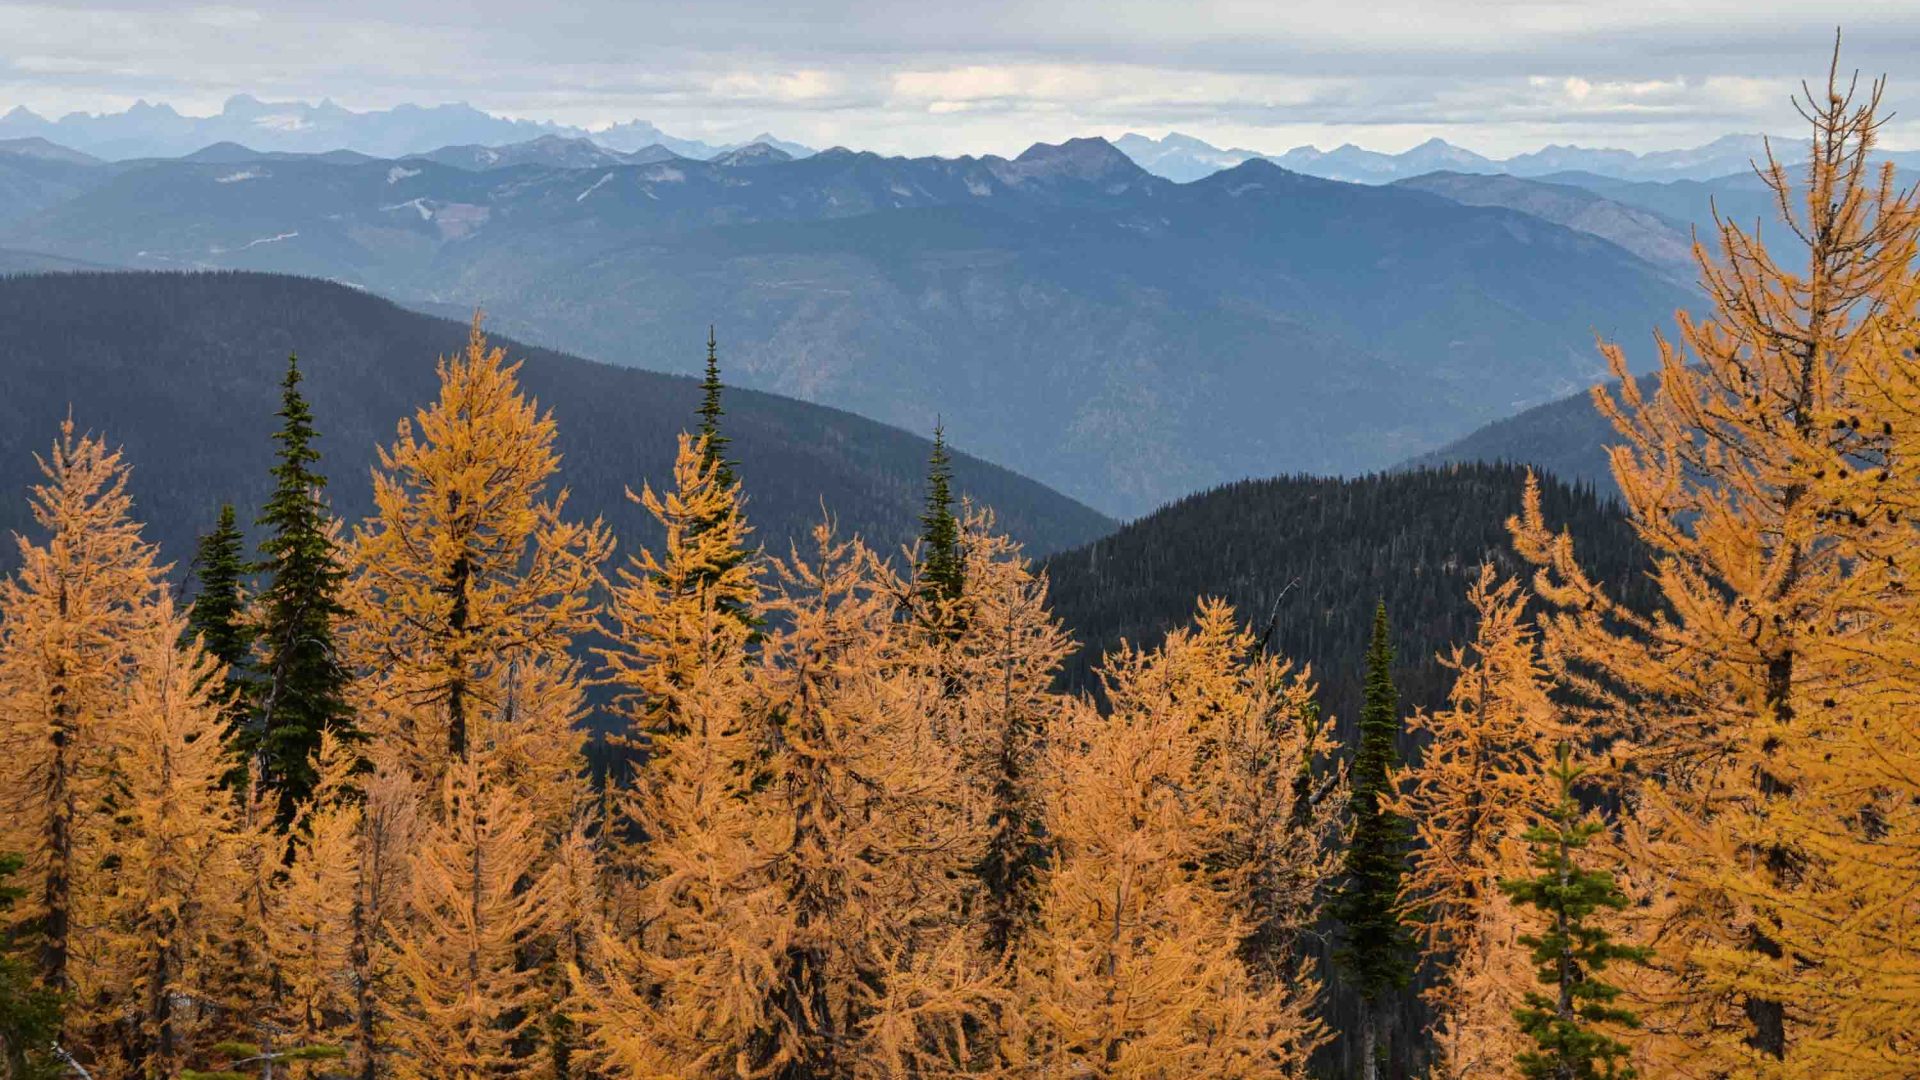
(1043, 462), (1653, 728)
(0, 271), (1112, 575)
(2, 142), (1692, 516)
(1391, 170), (1700, 284)
(1404, 380), (1623, 492)
(0, 140), (117, 227)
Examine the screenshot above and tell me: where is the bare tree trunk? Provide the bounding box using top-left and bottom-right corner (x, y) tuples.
(1360, 1002), (1379, 1080)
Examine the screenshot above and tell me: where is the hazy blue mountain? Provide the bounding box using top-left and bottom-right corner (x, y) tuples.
(1535, 168), (1787, 239)
(1401, 378), (1622, 492)
(0, 246), (105, 273)
(1391, 171), (1701, 284)
(0, 270), (1112, 577)
(0, 137), (120, 226)
(411, 134), (635, 171)
(1112, 133), (1262, 181)
(708, 142), (795, 167)
(2, 138), (1692, 516)
(0, 94), (810, 163)
(1110, 129), (1904, 185)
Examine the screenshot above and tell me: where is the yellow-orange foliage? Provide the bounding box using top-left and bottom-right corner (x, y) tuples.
(1007, 607), (1327, 1079)
(345, 763), (419, 1080)
(1511, 49), (1920, 1078)
(268, 732), (362, 1064)
(752, 525), (996, 1078)
(0, 422), (164, 999)
(386, 747), (555, 1080)
(577, 434), (790, 1078)
(1391, 566), (1569, 1079)
(935, 508), (1073, 956)
(86, 598), (240, 1080)
(347, 316), (609, 791)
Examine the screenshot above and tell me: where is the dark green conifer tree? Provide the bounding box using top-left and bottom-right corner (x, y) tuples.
(1332, 601), (1415, 1080)
(185, 503), (257, 789)
(250, 354), (355, 826)
(1500, 745), (1651, 1080)
(916, 422), (964, 613)
(696, 325), (736, 491)
(688, 326), (755, 632)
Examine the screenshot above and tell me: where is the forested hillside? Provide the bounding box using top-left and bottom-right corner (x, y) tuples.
(1044, 463), (1654, 731)
(0, 270), (1112, 574)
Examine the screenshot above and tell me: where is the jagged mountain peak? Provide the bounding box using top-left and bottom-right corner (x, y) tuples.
(1010, 136), (1144, 182)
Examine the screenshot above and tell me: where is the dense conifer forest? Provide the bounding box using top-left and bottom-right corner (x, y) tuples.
(1045, 465), (1654, 727)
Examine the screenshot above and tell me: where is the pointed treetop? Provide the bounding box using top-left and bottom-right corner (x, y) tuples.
(917, 420), (964, 611)
(697, 325), (736, 491)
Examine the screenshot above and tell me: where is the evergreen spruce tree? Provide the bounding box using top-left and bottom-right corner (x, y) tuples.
(1500, 745), (1650, 1080)
(696, 325), (735, 491)
(251, 354), (354, 825)
(1333, 601), (1415, 1080)
(687, 326), (754, 632)
(916, 422), (964, 613)
(185, 504), (257, 786)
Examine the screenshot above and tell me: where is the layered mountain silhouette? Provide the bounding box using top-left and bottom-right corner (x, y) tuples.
(0, 271), (1112, 576)
(1116, 130), (1920, 185)
(0, 95), (812, 162)
(1, 136), (1693, 516)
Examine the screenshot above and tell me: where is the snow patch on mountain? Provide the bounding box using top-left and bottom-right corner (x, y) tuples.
(576, 171), (613, 202)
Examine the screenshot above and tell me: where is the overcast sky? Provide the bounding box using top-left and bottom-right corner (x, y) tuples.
(3, 1), (1917, 157)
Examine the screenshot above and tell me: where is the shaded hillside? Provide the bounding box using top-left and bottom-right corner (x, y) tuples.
(2, 140), (1692, 515)
(0, 271), (1113, 575)
(1043, 464), (1654, 728)
(1404, 379), (1625, 493)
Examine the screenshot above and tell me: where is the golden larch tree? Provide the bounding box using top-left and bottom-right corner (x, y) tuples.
(267, 732), (362, 1069)
(1511, 45), (1920, 1075)
(577, 433), (793, 1079)
(346, 316), (610, 791)
(1389, 566), (1571, 1079)
(935, 507), (1073, 959)
(1007, 610), (1325, 1079)
(85, 597), (240, 1080)
(386, 745), (555, 1080)
(0, 421), (165, 1002)
(751, 524), (997, 1079)
(344, 764), (418, 1080)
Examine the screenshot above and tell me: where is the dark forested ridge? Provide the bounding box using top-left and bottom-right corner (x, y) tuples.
(0, 270), (1113, 574)
(1044, 463), (1652, 728)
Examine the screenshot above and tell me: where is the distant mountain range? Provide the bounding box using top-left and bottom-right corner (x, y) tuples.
(0, 271), (1112, 576)
(0, 135), (1693, 517)
(1115, 131), (1920, 185)
(0, 94), (813, 162)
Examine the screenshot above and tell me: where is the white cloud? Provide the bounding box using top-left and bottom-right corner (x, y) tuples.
(2, 0), (1917, 155)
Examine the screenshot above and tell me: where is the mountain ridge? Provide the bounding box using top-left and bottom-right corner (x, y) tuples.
(0, 93), (814, 162)
(0, 270), (1114, 575)
(0, 136), (1693, 516)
